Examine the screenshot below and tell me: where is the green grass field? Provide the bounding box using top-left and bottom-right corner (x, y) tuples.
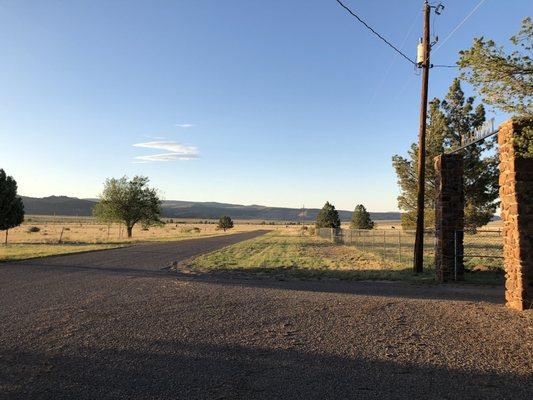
(184, 232), (503, 284)
(185, 232), (437, 282)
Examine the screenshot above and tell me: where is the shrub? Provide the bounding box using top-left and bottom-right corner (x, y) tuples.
(27, 226), (40, 233)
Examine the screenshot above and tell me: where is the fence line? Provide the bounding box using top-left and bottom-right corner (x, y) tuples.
(316, 227), (503, 270)
(317, 228), (435, 268)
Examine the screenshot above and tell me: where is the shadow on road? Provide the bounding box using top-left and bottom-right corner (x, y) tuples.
(2, 339), (530, 399)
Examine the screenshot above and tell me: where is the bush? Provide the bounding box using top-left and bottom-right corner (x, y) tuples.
(26, 226), (40, 233)
(308, 226), (316, 236)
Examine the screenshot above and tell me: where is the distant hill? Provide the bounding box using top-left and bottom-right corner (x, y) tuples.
(21, 195), (402, 221)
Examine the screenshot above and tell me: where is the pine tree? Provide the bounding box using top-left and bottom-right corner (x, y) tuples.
(441, 79), (499, 229)
(392, 79), (498, 230)
(392, 98), (447, 229)
(316, 202), (341, 229)
(0, 169), (25, 244)
(458, 17), (532, 116)
(350, 204), (374, 229)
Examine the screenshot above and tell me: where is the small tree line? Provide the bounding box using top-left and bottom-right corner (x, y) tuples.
(315, 201), (374, 230)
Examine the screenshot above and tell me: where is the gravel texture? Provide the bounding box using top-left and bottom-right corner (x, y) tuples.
(1, 230), (532, 399)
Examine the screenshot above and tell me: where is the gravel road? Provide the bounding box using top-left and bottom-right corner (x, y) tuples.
(1, 230), (532, 399)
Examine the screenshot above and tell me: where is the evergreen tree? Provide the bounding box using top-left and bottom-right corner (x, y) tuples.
(392, 99), (447, 229)
(316, 202), (341, 229)
(217, 216), (234, 231)
(350, 204), (374, 229)
(441, 79), (499, 229)
(458, 17), (532, 116)
(392, 79), (498, 230)
(0, 169), (25, 244)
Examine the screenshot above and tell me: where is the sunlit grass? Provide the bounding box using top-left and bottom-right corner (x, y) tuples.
(0, 243), (125, 262)
(185, 232), (436, 282)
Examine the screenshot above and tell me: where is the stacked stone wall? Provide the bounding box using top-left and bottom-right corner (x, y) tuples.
(434, 154), (464, 282)
(498, 119), (533, 311)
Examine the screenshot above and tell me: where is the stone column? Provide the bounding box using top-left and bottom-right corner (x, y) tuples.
(498, 119), (533, 311)
(434, 154), (464, 282)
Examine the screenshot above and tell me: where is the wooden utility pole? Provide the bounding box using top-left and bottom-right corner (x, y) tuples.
(413, 1), (431, 273)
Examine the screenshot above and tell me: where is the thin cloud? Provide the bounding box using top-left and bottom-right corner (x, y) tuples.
(175, 123), (195, 128)
(132, 141), (199, 163)
(133, 141), (198, 155)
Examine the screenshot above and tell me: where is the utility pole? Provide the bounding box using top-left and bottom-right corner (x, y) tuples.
(413, 1), (431, 273)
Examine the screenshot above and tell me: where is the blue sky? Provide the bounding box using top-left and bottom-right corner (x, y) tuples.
(0, 1), (529, 211)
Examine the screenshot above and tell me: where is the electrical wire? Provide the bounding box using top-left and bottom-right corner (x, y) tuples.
(431, 0), (486, 56)
(368, 14), (419, 106)
(335, 0), (417, 66)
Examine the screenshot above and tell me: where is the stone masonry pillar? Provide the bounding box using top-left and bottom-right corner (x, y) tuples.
(498, 119), (533, 311)
(434, 154), (464, 282)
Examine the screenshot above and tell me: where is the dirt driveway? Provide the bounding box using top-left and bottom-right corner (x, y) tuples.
(0, 230), (531, 399)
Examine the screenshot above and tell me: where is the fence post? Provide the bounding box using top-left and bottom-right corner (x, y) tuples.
(383, 230), (386, 257)
(398, 230), (402, 264)
(454, 230), (458, 281)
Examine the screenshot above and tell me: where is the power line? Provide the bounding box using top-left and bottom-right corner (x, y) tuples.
(432, 64), (458, 68)
(431, 0), (486, 55)
(335, 0), (416, 66)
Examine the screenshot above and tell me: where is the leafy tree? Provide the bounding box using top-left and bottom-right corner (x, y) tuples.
(392, 80), (498, 230)
(350, 204), (374, 229)
(93, 176), (162, 238)
(458, 17), (532, 116)
(315, 202), (341, 229)
(217, 215), (234, 232)
(0, 169), (25, 244)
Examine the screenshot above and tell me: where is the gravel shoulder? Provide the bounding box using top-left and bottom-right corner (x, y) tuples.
(1, 230), (531, 400)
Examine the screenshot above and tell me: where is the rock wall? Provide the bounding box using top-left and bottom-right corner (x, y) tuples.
(434, 154), (464, 282)
(498, 118), (533, 311)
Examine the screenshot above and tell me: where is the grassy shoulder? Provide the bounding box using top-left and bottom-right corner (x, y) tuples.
(0, 243), (125, 262)
(184, 232), (503, 284)
(185, 232), (436, 282)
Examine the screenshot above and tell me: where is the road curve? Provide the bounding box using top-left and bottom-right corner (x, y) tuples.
(1, 229), (532, 400)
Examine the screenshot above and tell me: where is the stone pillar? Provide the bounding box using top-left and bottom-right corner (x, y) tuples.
(434, 154), (464, 282)
(498, 119), (533, 311)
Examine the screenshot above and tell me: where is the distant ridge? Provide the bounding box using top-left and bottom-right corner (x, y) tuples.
(21, 195), (402, 221)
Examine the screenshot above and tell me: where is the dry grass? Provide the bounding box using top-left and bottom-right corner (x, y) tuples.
(0, 215), (280, 262)
(0, 243), (125, 262)
(5, 216), (276, 245)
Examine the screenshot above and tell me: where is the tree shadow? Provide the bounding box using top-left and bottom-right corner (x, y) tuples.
(2, 339), (530, 399)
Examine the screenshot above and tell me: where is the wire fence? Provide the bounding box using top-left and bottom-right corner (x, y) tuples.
(316, 228), (435, 268)
(316, 227), (504, 270)
(461, 229), (503, 270)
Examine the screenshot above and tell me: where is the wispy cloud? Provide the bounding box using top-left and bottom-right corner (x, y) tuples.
(132, 141), (199, 163)
(175, 123), (195, 128)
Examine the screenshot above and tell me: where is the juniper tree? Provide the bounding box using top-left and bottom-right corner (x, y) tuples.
(316, 202), (341, 229)
(350, 204), (374, 230)
(217, 215), (234, 232)
(0, 169), (25, 244)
